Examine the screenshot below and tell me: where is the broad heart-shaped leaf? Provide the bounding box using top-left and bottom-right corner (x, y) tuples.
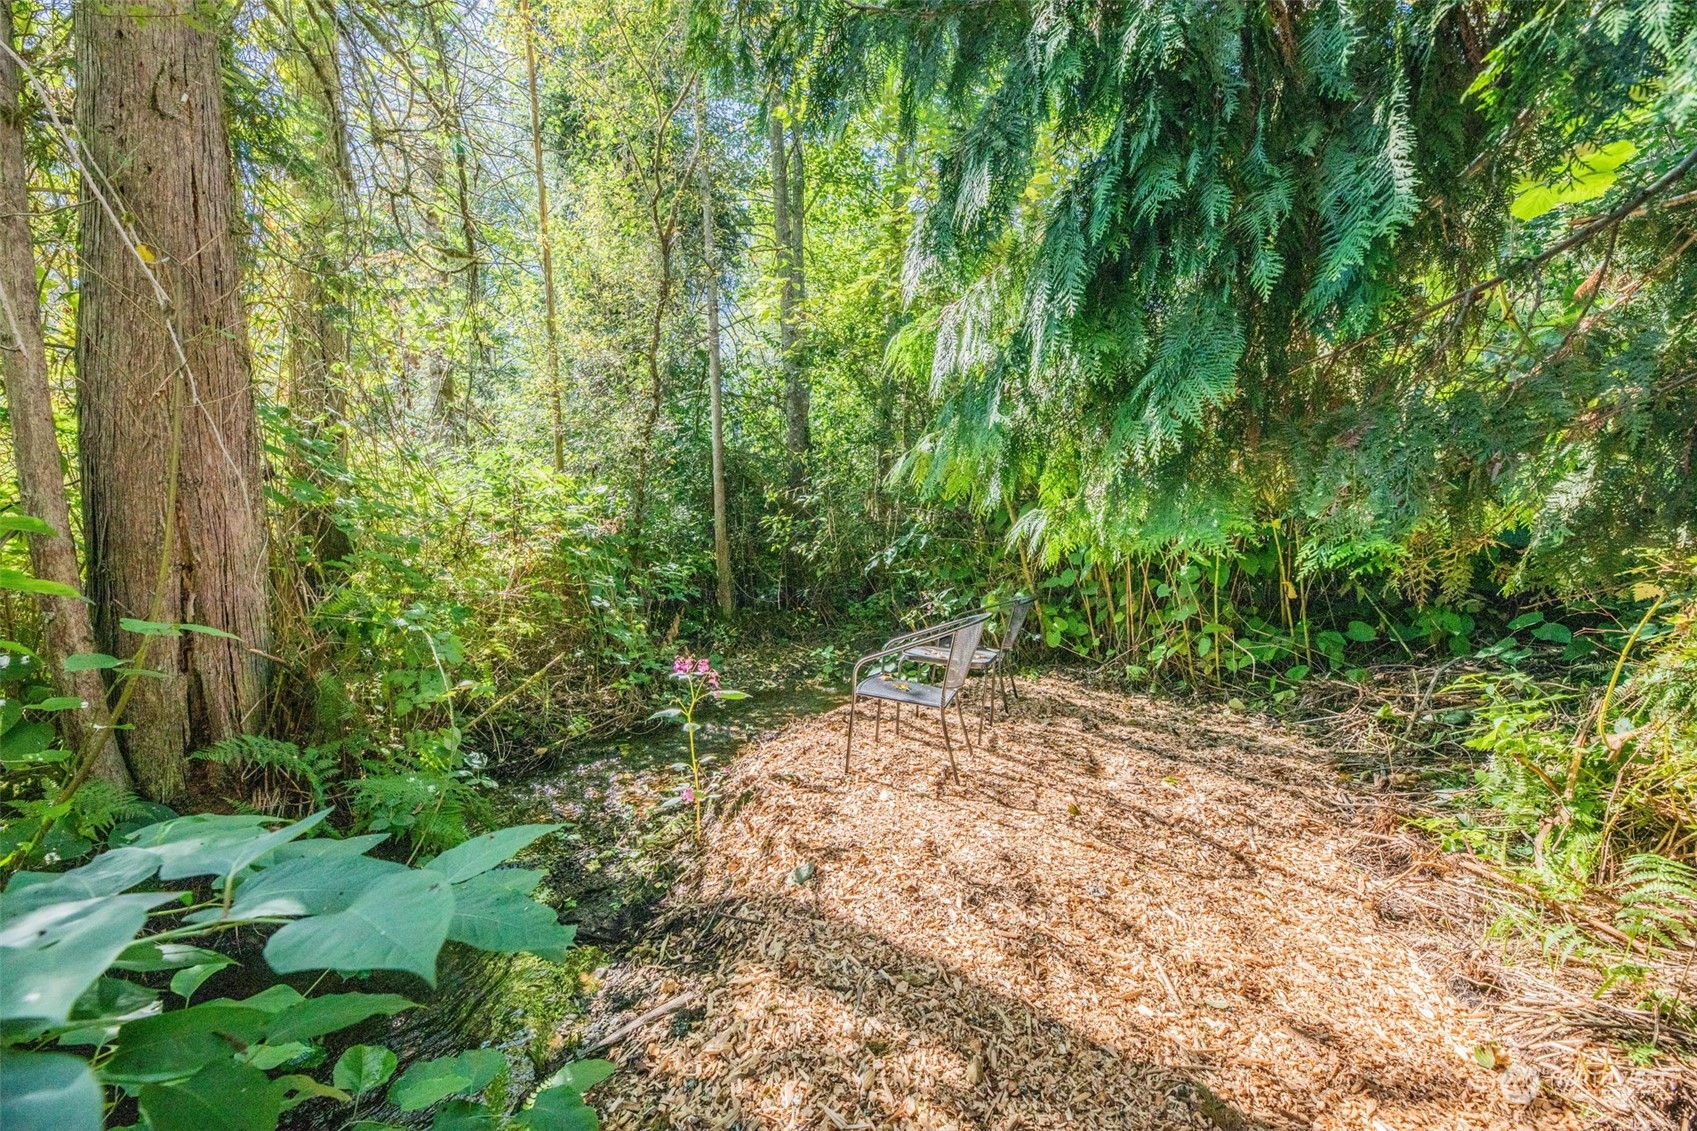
(266, 992), (415, 1043)
(424, 824), (562, 883)
(539, 1059), (615, 1095)
(0, 1050), (102, 1131)
(0, 892), (178, 1024)
(137, 1061), (281, 1131)
(2, 847), (161, 916)
(264, 868), (454, 984)
(514, 1083), (600, 1131)
(266, 832), (389, 862)
(210, 854), (407, 921)
(387, 1048), (506, 1111)
(333, 1044), (398, 1096)
(448, 869), (575, 960)
(104, 1003), (272, 1084)
(128, 809), (331, 882)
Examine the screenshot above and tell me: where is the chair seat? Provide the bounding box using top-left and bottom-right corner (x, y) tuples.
(900, 643), (1000, 668)
(854, 672), (957, 709)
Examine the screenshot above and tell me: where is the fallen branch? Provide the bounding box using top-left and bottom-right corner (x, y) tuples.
(580, 989), (702, 1055)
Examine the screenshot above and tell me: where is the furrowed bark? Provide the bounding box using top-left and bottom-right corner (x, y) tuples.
(76, 0), (272, 802)
(0, 10), (131, 789)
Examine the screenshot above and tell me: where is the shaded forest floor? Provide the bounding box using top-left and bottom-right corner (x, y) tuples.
(573, 674), (1690, 1131)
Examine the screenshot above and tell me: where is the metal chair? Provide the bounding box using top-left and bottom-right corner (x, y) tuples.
(899, 596), (1034, 727)
(845, 612), (992, 781)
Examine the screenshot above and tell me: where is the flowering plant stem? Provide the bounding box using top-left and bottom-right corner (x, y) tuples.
(659, 655), (745, 837)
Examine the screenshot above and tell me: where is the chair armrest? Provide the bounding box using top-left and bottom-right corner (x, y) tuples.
(880, 613), (978, 652)
(854, 614), (991, 687)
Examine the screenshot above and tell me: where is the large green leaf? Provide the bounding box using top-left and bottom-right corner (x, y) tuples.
(266, 833), (389, 862)
(104, 1003), (272, 1084)
(424, 824), (561, 882)
(212, 854), (407, 921)
(514, 1084), (600, 1131)
(128, 810), (331, 881)
(266, 992), (415, 1042)
(387, 1049), (506, 1111)
(69, 976), (159, 1025)
(0, 514), (57, 536)
(0, 569), (81, 598)
(170, 958), (235, 1002)
(447, 869), (575, 960)
(0, 1051), (102, 1131)
(264, 868), (454, 983)
(0, 721), (57, 761)
(539, 1060), (615, 1094)
(137, 1062), (282, 1131)
(332, 1044), (398, 1096)
(2, 848), (161, 915)
(0, 892), (178, 1024)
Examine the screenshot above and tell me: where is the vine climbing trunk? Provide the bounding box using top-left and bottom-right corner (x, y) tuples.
(425, 3), (485, 424)
(0, 14), (131, 789)
(75, 0), (272, 803)
(698, 95), (733, 615)
(521, 0), (565, 474)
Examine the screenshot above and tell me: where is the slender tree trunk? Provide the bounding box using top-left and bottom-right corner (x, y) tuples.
(282, 0), (353, 573)
(521, 0), (565, 473)
(76, 0), (272, 802)
(424, 3), (484, 421)
(698, 95), (732, 615)
(0, 12), (131, 789)
(770, 107), (808, 604)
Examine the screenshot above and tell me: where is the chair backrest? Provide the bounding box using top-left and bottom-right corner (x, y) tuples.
(999, 596), (1034, 652)
(942, 614), (991, 693)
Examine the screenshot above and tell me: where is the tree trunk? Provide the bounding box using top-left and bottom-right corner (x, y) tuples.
(698, 95), (732, 615)
(770, 107), (808, 604)
(521, 0), (566, 474)
(0, 10), (131, 789)
(75, 0), (272, 803)
(281, 0), (353, 574)
(424, 4), (485, 418)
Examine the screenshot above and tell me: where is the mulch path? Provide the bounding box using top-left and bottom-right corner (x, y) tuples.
(578, 674), (1679, 1130)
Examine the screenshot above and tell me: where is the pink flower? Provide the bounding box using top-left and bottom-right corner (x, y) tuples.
(696, 658), (711, 674)
(673, 656), (691, 674)
(680, 786), (696, 804)
(707, 671), (720, 689)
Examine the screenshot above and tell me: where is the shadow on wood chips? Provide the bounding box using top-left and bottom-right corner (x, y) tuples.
(580, 674), (1684, 1130)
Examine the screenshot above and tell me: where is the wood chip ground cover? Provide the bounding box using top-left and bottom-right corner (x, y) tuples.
(575, 676), (1684, 1130)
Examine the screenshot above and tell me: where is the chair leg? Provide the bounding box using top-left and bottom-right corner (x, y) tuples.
(938, 705), (960, 782)
(893, 700), (901, 737)
(844, 692), (857, 773)
(959, 696), (975, 761)
(874, 699), (883, 746)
